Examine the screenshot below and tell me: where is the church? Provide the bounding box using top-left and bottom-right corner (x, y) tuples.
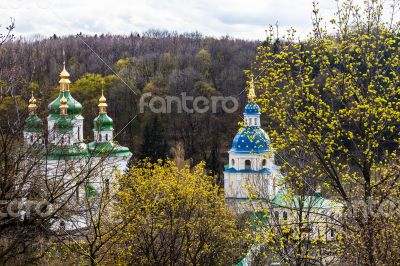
(22, 60), (132, 229)
(23, 61), (131, 166)
(224, 79), (342, 265)
(224, 78), (283, 211)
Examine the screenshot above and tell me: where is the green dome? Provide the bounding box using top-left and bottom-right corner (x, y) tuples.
(24, 115), (43, 132)
(48, 91), (82, 115)
(93, 113), (113, 131)
(55, 116), (74, 133)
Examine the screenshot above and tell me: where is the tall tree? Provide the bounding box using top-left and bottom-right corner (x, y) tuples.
(253, 0), (400, 264)
(195, 48), (212, 78)
(139, 114), (168, 160)
(111, 160), (246, 265)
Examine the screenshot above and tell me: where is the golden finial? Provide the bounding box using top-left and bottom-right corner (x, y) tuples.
(60, 49), (70, 78)
(248, 77), (256, 102)
(28, 89), (38, 115)
(59, 49), (71, 92)
(60, 93), (68, 116)
(98, 81), (107, 114)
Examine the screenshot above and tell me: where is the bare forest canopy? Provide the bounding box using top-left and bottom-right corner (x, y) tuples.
(0, 31), (260, 178)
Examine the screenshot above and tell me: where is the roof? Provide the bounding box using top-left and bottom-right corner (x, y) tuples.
(236, 257), (249, 266)
(48, 91), (82, 115)
(88, 141), (132, 157)
(271, 192), (343, 210)
(224, 167), (271, 174)
(46, 141), (132, 160)
(24, 115), (43, 132)
(47, 113), (83, 121)
(46, 143), (89, 160)
(230, 126), (270, 154)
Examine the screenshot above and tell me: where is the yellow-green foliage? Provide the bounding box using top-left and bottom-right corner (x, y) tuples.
(110, 160), (246, 265)
(251, 0), (400, 264)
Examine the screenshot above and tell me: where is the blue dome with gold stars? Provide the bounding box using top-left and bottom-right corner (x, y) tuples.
(230, 76), (270, 154)
(244, 102), (260, 115)
(230, 126), (269, 154)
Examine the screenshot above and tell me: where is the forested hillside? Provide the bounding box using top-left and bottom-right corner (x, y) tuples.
(0, 31), (259, 178)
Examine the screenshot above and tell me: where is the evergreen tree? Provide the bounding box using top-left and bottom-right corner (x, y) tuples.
(139, 114), (168, 160)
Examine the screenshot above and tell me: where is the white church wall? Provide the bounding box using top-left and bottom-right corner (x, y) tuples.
(23, 132), (43, 145)
(228, 152), (273, 171)
(224, 172), (273, 202)
(94, 130), (114, 142)
(47, 120), (55, 143)
(244, 115), (260, 127)
(74, 116), (84, 142)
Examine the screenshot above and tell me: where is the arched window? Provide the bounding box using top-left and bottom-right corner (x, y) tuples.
(274, 211), (279, 219)
(231, 159), (235, 166)
(283, 211), (288, 220)
(105, 134), (108, 141)
(30, 135), (33, 143)
(99, 134), (102, 141)
(245, 160), (251, 170)
(68, 136), (70, 144)
(262, 159), (267, 167)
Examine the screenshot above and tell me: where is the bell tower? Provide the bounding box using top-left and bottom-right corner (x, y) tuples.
(93, 84), (114, 143)
(48, 52), (84, 145)
(224, 78), (281, 211)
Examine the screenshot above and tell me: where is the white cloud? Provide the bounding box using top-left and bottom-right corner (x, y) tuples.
(0, 0), (394, 40)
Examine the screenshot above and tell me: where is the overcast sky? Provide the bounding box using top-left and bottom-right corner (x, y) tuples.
(0, 0), (390, 40)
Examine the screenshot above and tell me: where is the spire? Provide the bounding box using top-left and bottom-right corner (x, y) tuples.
(243, 76), (261, 126)
(59, 49), (71, 92)
(60, 92), (68, 116)
(63, 48), (65, 66)
(24, 90), (43, 135)
(28, 89), (38, 115)
(248, 77), (256, 102)
(98, 81), (107, 114)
